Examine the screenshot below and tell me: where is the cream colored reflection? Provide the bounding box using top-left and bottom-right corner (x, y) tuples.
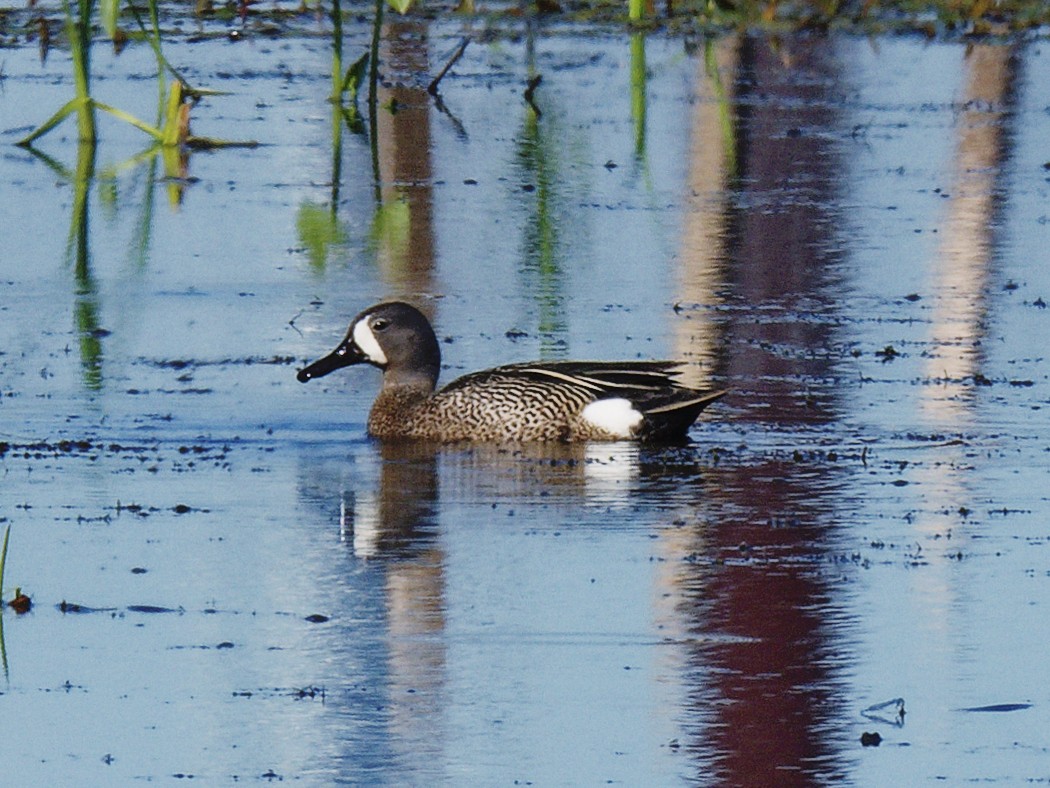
(922, 45), (1011, 426)
(582, 443), (640, 504)
(344, 442), (448, 773)
(673, 37), (738, 388)
(913, 45), (1013, 548)
(384, 559), (447, 757)
(653, 38), (738, 637)
(342, 492), (381, 557)
(420, 442), (641, 511)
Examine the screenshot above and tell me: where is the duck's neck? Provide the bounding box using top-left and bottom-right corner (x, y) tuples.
(380, 365), (438, 393)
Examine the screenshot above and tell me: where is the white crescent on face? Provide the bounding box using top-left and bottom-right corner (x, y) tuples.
(353, 319), (388, 366)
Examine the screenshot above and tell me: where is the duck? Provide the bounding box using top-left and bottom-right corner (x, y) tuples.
(297, 301), (726, 442)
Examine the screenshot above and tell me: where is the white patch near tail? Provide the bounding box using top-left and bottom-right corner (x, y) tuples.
(581, 398), (643, 438)
(353, 320), (388, 365)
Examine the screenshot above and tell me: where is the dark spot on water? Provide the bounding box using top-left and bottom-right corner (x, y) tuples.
(58, 600), (97, 613)
(860, 732), (882, 747)
(960, 703), (1032, 713)
(127, 605), (182, 614)
(305, 613), (329, 623)
(9, 593), (32, 614)
(217, 641), (235, 649)
(875, 345), (899, 361)
(131, 567), (148, 574)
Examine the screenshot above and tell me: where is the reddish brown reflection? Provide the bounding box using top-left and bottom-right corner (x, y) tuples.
(675, 35), (855, 783)
(375, 19), (437, 298)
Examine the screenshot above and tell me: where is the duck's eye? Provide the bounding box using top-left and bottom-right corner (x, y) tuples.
(372, 317), (390, 331)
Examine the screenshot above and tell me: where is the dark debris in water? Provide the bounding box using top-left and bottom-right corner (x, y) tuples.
(874, 344), (900, 362)
(170, 641), (236, 650)
(231, 686), (327, 702)
(139, 355), (298, 369)
(57, 601), (185, 615)
(0, 437), (244, 482)
(8, 592), (32, 614)
(959, 703), (1033, 713)
(862, 697), (906, 726)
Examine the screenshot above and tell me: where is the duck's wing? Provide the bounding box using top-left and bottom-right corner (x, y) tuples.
(469, 360), (686, 395)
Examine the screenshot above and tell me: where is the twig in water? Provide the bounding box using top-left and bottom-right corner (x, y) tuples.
(524, 74), (542, 116)
(428, 37), (470, 96)
(288, 309), (304, 335)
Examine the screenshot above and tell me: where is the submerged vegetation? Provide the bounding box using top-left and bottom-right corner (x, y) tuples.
(0, 0), (1045, 47)
(1, 0), (1044, 148)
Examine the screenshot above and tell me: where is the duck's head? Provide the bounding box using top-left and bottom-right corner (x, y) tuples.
(297, 301), (441, 390)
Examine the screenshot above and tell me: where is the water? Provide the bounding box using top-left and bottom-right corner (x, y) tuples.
(2, 20), (1050, 784)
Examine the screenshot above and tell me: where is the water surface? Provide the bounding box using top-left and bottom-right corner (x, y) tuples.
(2, 22), (1049, 784)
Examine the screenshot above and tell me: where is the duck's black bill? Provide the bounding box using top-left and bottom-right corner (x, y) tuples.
(297, 340), (365, 383)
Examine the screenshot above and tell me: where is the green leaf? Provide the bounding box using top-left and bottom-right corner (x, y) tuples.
(16, 97), (87, 146)
(93, 100), (165, 142)
(341, 53), (369, 100)
(297, 201), (348, 270)
(386, 0), (413, 14)
(101, 0), (120, 39)
(159, 80), (185, 146)
(0, 525), (10, 603)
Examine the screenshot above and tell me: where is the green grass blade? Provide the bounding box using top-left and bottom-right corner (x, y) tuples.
(0, 525), (10, 603)
(93, 100), (165, 141)
(16, 97), (87, 146)
(160, 80), (184, 145)
(100, 0), (119, 38)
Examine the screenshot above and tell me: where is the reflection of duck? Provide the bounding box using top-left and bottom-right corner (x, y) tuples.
(298, 301), (726, 442)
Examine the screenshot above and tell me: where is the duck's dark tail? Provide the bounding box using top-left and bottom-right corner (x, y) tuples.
(639, 390), (727, 441)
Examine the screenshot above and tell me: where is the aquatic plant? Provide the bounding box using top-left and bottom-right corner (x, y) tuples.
(0, 526), (9, 610)
(17, 0), (256, 148)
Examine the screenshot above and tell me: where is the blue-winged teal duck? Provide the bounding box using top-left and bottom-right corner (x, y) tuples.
(297, 301), (726, 442)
